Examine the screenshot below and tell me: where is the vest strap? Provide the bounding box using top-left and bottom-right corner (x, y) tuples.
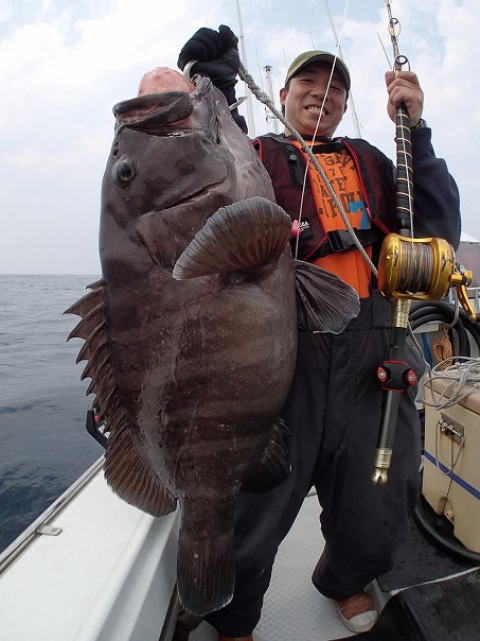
(308, 228), (382, 261)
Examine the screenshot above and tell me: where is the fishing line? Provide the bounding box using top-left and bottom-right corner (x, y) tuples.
(293, 60), (337, 259)
(310, 0), (350, 144)
(377, 32), (393, 68)
(324, 0), (362, 137)
(293, 0), (350, 260)
(240, 60), (377, 274)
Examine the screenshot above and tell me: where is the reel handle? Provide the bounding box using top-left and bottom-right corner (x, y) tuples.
(451, 269), (478, 322)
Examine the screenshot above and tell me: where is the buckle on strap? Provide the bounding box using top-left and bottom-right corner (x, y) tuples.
(327, 229), (357, 253)
(308, 228), (382, 262)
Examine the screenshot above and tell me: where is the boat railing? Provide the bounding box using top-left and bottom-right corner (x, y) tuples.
(448, 286), (480, 314)
(0, 455), (104, 576)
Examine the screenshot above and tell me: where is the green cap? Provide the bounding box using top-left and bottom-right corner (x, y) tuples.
(284, 50), (351, 92)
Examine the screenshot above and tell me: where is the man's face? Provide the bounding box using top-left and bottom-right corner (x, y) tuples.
(280, 63), (348, 137)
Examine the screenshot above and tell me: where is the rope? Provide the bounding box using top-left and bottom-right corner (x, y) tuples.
(431, 327), (454, 368)
(421, 357), (480, 411)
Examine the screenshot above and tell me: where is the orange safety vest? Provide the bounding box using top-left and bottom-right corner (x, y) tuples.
(291, 141), (373, 298)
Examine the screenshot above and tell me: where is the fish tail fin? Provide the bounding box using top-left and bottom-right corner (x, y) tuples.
(241, 417), (291, 492)
(177, 499), (235, 616)
(294, 260), (360, 333)
(173, 197), (291, 279)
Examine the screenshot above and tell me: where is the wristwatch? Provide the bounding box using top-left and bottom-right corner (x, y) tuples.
(411, 118), (427, 130)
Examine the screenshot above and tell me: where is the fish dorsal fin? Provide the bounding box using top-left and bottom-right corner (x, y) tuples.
(64, 280), (105, 317)
(66, 281), (176, 515)
(294, 260), (360, 333)
(173, 197), (291, 280)
(65, 281), (122, 422)
(65, 281), (111, 410)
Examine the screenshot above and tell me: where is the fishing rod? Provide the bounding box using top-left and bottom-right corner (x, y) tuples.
(371, 0), (414, 485)
(235, 4), (476, 485)
(372, 0), (477, 485)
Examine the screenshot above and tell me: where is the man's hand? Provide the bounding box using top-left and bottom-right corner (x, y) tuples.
(178, 25), (238, 71)
(177, 25), (247, 134)
(385, 71), (424, 127)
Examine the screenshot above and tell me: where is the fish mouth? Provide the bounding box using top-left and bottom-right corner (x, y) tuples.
(113, 91), (195, 132)
(153, 179), (226, 214)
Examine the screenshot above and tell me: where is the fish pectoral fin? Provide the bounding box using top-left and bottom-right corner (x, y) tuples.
(294, 260), (360, 334)
(241, 418), (291, 492)
(105, 427), (177, 516)
(177, 499), (235, 616)
(173, 197), (291, 280)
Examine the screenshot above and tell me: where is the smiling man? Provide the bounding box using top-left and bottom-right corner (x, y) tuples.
(176, 29), (461, 640)
(280, 52), (349, 138)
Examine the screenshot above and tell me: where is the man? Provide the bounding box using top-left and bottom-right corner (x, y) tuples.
(176, 27), (461, 639)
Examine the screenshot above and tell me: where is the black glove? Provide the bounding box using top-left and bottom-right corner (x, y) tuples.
(178, 25), (241, 90)
(178, 27), (221, 69)
(177, 25), (247, 133)
(177, 25), (238, 67)
(217, 24), (239, 50)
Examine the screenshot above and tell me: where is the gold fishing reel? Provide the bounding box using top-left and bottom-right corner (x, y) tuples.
(377, 234), (477, 321)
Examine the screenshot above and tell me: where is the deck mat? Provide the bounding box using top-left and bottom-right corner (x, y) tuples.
(377, 500), (477, 592)
(189, 494), (350, 641)
(187, 496), (479, 641)
(333, 570), (480, 641)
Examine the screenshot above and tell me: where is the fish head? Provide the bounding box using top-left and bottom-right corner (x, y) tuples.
(101, 68), (274, 272)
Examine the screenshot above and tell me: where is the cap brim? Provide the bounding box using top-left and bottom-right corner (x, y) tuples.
(285, 53), (350, 92)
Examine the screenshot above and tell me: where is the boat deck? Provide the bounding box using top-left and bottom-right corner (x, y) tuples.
(1, 460), (478, 641)
(191, 492), (353, 641)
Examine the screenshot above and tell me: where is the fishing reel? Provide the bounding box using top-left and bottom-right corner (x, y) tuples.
(377, 234), (477, 321)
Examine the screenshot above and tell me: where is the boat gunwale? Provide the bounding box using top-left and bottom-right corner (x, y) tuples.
(0, 455), (104, 576)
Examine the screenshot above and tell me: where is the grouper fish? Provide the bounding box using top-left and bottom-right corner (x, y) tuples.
(66, 68), (359, 616)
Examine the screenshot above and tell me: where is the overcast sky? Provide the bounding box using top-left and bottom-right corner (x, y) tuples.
(1, 0), (479, 275)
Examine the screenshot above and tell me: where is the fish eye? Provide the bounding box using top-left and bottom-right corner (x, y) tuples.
(113, 155), (136, 186)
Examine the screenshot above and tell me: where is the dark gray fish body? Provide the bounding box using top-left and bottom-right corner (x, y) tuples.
(67, 71), (359, 616)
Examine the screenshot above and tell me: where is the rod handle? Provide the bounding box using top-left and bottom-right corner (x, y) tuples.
(372, 448), (392, 485)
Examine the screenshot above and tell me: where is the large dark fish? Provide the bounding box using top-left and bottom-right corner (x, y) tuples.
(66, 68), (359, 616)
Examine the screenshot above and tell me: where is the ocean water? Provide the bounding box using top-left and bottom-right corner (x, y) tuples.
(0, 274), (105, 552)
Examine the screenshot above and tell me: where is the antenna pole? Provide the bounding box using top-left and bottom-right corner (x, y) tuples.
(264, 65), (279, 133)
(235, 0), (256, 136)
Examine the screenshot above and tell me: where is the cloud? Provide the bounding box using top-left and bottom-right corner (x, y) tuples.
(0, 0), (211, 274)
(1, 0), (479, 274)
(255, 0), (479, 238)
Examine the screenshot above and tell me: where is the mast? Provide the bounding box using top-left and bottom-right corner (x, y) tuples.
(235, 0), (256, 136)
(264, 65), (279, 133)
